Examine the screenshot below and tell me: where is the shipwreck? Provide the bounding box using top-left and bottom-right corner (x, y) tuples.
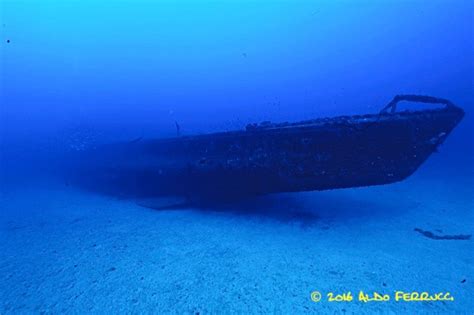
(75, 95), (464, 200)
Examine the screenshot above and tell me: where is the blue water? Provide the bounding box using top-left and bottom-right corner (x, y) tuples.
(1, 0), (473, 313)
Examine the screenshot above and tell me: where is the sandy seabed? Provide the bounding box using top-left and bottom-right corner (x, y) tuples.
(1, 165), (473, 314)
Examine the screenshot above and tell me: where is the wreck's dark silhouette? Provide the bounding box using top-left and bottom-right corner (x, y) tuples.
(74, 95), (464, 201)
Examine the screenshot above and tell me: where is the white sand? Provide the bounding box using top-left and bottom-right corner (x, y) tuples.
(1, 165), (473, 314)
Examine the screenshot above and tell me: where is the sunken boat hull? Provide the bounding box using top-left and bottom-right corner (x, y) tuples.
(77, 95), (464, 198)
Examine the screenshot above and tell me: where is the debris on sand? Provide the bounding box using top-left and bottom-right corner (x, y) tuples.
(414, 228), (471, 240)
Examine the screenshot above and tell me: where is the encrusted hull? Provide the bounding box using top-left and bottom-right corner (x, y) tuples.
(77, 95), (465, 198)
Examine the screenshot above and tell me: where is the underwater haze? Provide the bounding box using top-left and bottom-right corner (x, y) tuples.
(1, 0), (473, 314)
